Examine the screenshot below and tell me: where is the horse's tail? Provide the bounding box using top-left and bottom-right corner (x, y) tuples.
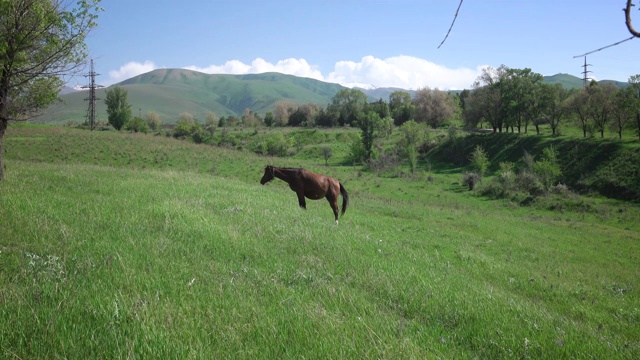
(339, 182), (349, 216)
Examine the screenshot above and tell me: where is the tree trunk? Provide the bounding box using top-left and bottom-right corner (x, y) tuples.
(0, 120), (6, 181)
(637, 113), (640, 141)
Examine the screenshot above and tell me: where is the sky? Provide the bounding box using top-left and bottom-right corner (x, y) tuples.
(74, 0), (640, 91)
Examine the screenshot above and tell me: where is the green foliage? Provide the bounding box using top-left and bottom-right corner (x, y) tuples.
(470, 145), (490, 177)
(145, 111), (161, 131)
(533, 145), (562, 191)
(104, 86), (132, 131)
(124, 116), (149, 133)
(0, 0), (101, 180)
(261, 132), (292, 157)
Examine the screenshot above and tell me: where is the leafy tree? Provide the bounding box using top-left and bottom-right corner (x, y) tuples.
(328, 88), (368, 126)
(274, 100), (296, 126)
(389, 90), (414, 126)
(413, 87), (459, 128)
(540, 83), (570, 136)
(145, 111), (161, 131)
(263, 111), (275, 127)
(0, 0), (101, 180)
(315, 107), (338, 127)
(533, 145), (562, 191)
(124, 116), (148, 133)
(298, 103), (320, 127)
(467, 65), (510, 132)
(104, 86), (132, 131)
(357, 111), (392, 161)
(501, 68), (543, 133)
(589, 82), (618, 138)
(204, 111), (218, 132)
(470, 145), (490, 178)
(366, 99), (390, 120)
(397, 120), (428, 173)
(173, 112), (196, 138)
(321, 146), (332, 165)
(241, 108), (261, 127)
(628, 74), (640, 140)
(611, 87), (637, 139)
(566, 87), (592, 138)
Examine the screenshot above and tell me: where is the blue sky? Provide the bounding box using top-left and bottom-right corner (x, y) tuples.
(77, 0), (639, 90)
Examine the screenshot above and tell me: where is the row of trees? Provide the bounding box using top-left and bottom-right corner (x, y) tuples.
(110, 67), (640, 144)
(463, 66), (640, 140)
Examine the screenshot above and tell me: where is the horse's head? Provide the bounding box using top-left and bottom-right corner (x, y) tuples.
(260, 165), (275, 185)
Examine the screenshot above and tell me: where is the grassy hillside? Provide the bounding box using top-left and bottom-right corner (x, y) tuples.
(37, 70), (630, 126)
(1, 125), (639, 358)
(36, 70), (347, 125)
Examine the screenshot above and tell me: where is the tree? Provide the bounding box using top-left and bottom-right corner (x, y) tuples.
(501, 68), (543, 133)
(204, 111), (218, 135)
(468, 65), (510, 132)
(173, 112), (196, 138)
(124, 116), (148, 133)
(328, 88), (368, 126)
(145, 111), (161, 131)
(629, 74), (640, 140)
(589, 82), (617, 138)
(540, 83), (569, 136)
(413, 87), (459, 128)
(389, 90), (413, 126)
(357, 111), (392, 161)
(397, 120), (428, 173)
(611, 87), (637, 139)
(104, 86), (132, 131)
(0, 0), (101, 180)
(263, 112), (275, 127)
(274, 100), (296, 126)
(566, 87), (592, 137)
(321, 146), (332, 165)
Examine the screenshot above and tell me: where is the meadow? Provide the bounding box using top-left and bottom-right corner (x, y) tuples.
(1, 125), (639, 358)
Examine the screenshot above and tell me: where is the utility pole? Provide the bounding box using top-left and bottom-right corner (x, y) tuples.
(580, 56), (592, 87)
(82, 59), (104, 130)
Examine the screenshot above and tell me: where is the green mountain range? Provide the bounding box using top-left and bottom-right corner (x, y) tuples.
(35, 69), (629, 125)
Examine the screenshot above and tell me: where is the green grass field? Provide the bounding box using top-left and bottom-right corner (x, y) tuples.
(1, 125), (639, 358)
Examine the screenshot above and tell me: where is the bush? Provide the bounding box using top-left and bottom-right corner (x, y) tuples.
(470, 145), (490, 177)
(516, 171), (545, 196)
(463, 171), (481, 190)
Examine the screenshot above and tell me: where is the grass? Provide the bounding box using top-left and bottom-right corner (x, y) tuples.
(1, 125), (639, 358)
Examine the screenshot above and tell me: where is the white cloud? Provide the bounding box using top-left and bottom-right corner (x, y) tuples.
(185, 58), (324, 80)
(327, 55), (485, 90)
(108, 56), (486, 90)
(108, 60), (156, 84)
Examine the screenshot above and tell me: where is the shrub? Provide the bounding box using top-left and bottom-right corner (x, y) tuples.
(470, 145), (489, 178)
(516, 171), (545, 196)
(463, 171), (481, 190)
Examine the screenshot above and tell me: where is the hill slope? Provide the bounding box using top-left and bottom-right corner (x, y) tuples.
(35, 70), (629, 125)
(36, 70), (347, 125)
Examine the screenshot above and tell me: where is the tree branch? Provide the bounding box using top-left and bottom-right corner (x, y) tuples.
(438, 0), (464, 49)
(625, 0), (640, 37)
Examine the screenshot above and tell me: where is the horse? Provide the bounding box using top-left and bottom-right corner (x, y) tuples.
(260, 165), (349, 225)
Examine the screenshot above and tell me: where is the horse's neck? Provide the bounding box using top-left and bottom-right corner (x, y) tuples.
(274, 168), (298, 183)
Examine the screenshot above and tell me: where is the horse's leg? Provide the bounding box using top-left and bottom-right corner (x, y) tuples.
(297, 191), (307, 209)
(327, 195), (339, 225)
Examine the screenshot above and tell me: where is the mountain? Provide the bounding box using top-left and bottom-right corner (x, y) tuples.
(542, 73), (631, 89)
(36, 69), (347, 125)
(35, 70), (629, 125)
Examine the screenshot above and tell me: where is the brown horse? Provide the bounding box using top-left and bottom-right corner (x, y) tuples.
(260, 166), (349, 224)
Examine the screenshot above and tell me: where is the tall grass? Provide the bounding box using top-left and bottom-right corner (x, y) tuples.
(1, 125), (639, 358)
